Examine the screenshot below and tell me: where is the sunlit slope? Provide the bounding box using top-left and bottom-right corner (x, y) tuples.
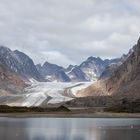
(77, 38), (140, 100)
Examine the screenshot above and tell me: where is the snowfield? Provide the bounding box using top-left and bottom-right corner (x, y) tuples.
(1, 81), (92, 107)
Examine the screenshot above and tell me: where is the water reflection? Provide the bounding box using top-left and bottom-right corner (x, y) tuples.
(0, 119), (29, 140)
(0, 118), (140, 140)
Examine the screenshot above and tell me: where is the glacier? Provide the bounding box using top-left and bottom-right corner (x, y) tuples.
(0, 81), (92, 107)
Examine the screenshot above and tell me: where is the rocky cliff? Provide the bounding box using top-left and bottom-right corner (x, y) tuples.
(77, 38), (140, 101)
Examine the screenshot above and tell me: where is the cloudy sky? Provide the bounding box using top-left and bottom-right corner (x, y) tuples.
(0, 0), (140, 67)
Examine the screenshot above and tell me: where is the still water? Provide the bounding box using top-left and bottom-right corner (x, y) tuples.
(0, 117), (140, 140)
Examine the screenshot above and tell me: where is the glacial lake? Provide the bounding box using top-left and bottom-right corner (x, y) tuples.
(0, 118), (140, 140)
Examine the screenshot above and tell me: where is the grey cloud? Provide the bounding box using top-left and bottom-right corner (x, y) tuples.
(0, 0), (139, 67)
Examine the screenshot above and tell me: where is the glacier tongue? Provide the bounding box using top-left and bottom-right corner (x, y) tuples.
(4, 82), (92, 107)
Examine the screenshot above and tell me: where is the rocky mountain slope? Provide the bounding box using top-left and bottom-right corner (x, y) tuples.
(37, 57), (120, 82)
(77, 38), (140, 101)
(36, 62), (71, 82)
(65, 65), (87, 82)
(0, 64), (26, 95)
(79, 57), (120, 81)
(0, 46), (43, 81)
(100, 49), (133, 79)
(0, 45), (120, 83)
(64, 57), (120, 82)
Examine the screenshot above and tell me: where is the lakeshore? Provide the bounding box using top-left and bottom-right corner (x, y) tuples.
(0, 112), (140, 118)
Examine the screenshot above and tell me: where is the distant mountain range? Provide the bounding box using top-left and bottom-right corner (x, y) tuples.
(0, 45), (121, 83)
(0, 45), (121, 95)
(36, 57), (120, 82)
(0, 45), (122, 83)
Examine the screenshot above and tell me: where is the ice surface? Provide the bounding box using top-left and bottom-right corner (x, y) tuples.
(4, 81), (93, 107)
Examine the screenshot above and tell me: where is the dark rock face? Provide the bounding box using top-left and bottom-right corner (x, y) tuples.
(54, 71), (71, 82)
(80, 57), (107, 78)
(99, 64), (118, 79)
(36, 63), (42, 72)
(0, 46), (42, 81)
(67, 66), (87, 82)
(41, 62), (65, 76)
(105, 39), (140, 98)
(100, 51), (132, 79)
(37, 62), (71, 82)
(65, 65), (75, 72)
(13, 50), (43, 81)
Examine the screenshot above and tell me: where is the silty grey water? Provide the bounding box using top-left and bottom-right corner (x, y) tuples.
(0, 118), (140, 140)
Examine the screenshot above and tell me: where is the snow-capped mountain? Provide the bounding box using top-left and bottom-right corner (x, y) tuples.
(66, 65), (87, 82)
(64, 57), (120, 82)
(80, 57), (119, 81)
(0, 46), (43, 81)
(36, 61), (71, 82)
(65, 65), (76, 72)
(37, 57), (120, 82)
(79, 57), (108, 81)
(0, 45), (120, 83)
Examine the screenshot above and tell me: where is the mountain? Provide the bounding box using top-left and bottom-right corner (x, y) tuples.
(77, 37), (140, 101)
(65, 65), (76, 72)
(0, 64), (26, 95)
(37, 57), (120, 82)
(66, 65), (87, 82)
(79, 57), (120, 81)
(0, 45), (121, 83)
(0, 46), (43, 81)
(65, 57), (120, 82)
(100, 50), (133, 79)
(37, 62), (71, 82)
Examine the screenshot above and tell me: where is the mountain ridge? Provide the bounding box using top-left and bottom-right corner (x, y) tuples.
(36, 56), (120, 82)
(77, 38), (140, 101)
(0, 46), (43, 82)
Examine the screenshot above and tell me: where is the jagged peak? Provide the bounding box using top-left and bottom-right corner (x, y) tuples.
(66, 64), (77, 70)
(36, 63), (42, 67)
(0, 45), (11, 52)
(87, 56), (102, 61)
(43, 61), (55, 67)
(14, 50), (29, 58)
(14, 50), (21, 53)
(43, 61), (64, 69)
(67, 64), (74, 68)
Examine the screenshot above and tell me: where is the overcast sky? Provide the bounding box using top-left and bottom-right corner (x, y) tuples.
(0, 0), (140, 67)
